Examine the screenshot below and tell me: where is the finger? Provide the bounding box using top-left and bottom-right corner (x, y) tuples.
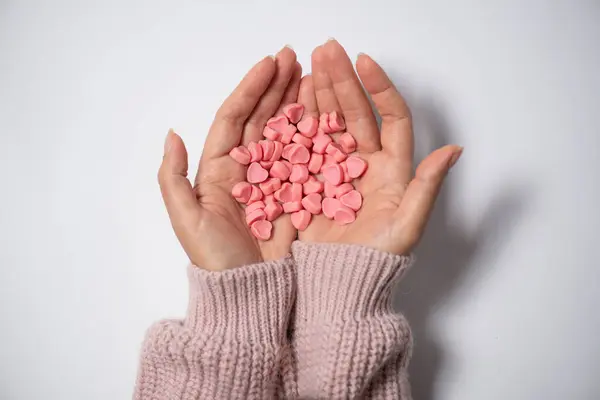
(395, 145), (463, 246)
(356, 53), (413, 168)
(311, 44), (341, 113)
(275, 62), (302, 114)
(323, 40), (380, 152)
(158, 130), (203, 240)
(243, 46), (297, 145)
(261, 213), (297, 260)
(203, 56), (276, 160)
(297, 75), (319, 117)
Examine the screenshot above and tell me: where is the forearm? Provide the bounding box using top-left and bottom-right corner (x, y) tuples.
(134, 259), (295, 400)
(290, 241), (414, 399)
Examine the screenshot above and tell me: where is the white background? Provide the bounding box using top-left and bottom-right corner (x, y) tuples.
(1, 1), (599, 399)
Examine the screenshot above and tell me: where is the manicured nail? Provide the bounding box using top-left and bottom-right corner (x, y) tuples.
(164, 129), (174, 154)
(448, 147), (463, 168)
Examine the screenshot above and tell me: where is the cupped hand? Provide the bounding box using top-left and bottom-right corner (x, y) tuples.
(299, 40), (463, 255)
(158, 47), (305, 271)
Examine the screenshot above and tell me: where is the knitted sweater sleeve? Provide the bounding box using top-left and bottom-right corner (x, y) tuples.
(289, 241), (415, 400)
(133, 258), (295, 400)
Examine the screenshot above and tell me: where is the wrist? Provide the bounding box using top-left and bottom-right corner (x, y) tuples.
(185, 257), (295, 343)
(291, 241), (414, 322)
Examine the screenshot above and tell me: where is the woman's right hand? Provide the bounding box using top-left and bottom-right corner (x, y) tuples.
(158, 47), (303, 271)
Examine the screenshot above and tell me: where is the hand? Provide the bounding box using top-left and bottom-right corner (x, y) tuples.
(299, 40), (463, 255)
(158, 47), (303, 271)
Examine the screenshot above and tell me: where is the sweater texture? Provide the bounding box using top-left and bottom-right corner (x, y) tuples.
(134, 241), (414, 399)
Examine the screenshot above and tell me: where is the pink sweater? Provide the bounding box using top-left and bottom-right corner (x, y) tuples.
(134, 241), (414, 399)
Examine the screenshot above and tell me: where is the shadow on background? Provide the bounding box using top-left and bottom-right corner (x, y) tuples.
(387, 92), (529, 400)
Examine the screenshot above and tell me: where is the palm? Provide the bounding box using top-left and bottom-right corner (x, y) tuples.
(297, 40), (461, 255)
(301, 150), (411, 253)
(159, 47), (302, 270)
(194, 156), (294, 268)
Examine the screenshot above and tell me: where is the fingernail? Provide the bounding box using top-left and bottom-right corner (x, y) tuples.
(164, 129), (174, 154)
(284, 44), (294, 50)
(326, 37), (336, 43)
(448, 147), (463, 168)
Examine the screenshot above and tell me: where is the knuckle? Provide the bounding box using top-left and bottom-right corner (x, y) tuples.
(415, 163), (445, 184)
(157, 163), (172, 188)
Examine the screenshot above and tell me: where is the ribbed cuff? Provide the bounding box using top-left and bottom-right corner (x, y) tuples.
(292, 241), (414, 321)
(185, 257), (295, 345)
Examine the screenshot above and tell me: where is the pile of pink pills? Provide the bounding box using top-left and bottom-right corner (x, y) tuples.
(229, 103), (367, 241)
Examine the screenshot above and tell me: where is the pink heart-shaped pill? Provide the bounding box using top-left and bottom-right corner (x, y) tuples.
(291, 182), (303, 202)
(322, 197), (341, 219)
(335, 183), (354, 199)
(248, 141), (263, 162)
(229, 146), (251, 165)
(251, 220), (272, 241)
(260, 140), (275, 160)
(289, 164), (309, 184)
(264, 202), (283, 221)
(333, 205), (356, 225)
(281, 129), (295, 144)
(307, 153), (323, 174)
(263, 126), (281, 141)
(325, 142), (342, 156)
(346, 156), (367, 179)
(247, 162), (269, 184)
(340, 190), (362, 211)
(301, 193), (322, 215)
(338, 132), (356, 153)
(322, 164), (344, 185)
(248, 185), (263, 203)
(319, 113), (332, 134)
(326, 142), (347, 162)
(283, 201), (303, 213)
(292, 133), (313, 148)
(274, 182), (293, 203)
(288, 144), (310, 164)
(260, 160), (274, 169)
(270, 160), (291, 180)
(282, 144), (295, 160)
(259, 178), (281, 196)
(297, 116), (318, 137)
(270, 141), (284, 162)
(291, 210), (311, 231)
(303, 176), (324, 195)
(264, 193), (276, 204)
(339, 161), (352, 183)
(283, 103), (304, 124)
(267, 115), (291, 134)
(232, 181), (252, 203)
(245, 200), (265, 215)
(312, 134), (333, 154)
(323, 181), (337, 198)
(246, 208), (267, 226)
(328, 111), (346, 132)
(321, 154), (337, 172)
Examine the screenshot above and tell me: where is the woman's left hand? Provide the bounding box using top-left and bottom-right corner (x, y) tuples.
(299, 40), (463, 255)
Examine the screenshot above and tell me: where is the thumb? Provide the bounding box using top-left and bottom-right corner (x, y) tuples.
(158, 129), (202, 234)
(395, 145), (463, 246)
